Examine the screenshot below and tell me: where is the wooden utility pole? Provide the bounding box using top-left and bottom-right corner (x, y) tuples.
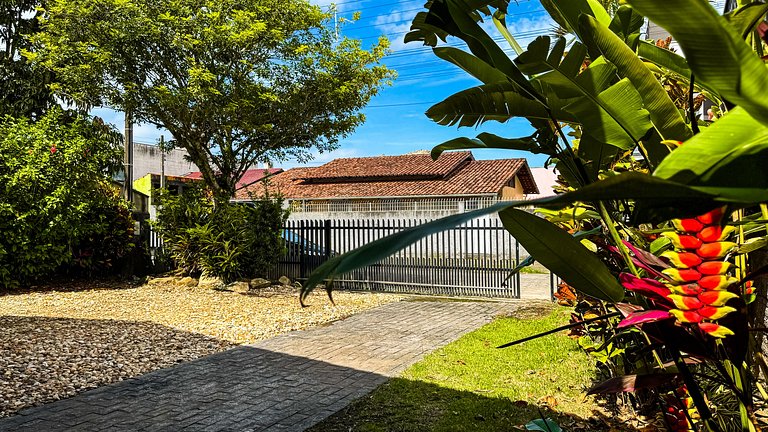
(124, 110), (134, 205)
(160, 135), (166, 190)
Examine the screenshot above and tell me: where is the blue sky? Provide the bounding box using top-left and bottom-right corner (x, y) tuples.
(94, 0), (556, 169)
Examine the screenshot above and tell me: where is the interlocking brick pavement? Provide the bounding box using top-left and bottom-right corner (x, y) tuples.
(0, 300), (535, 431)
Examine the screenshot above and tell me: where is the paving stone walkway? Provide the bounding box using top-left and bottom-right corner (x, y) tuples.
(0, 300), (534, 432)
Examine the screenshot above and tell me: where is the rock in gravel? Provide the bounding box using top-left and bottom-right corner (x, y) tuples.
(227, 281), (250, 294)
(148, 276), (175, 285)
(278, 275), (292, 286)
(178, 276), (198, 287)
(198, 273), (225, 289)
(249, 278), (272, 289)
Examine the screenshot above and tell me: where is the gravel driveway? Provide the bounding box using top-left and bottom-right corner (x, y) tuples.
(0, 279), (402, 417)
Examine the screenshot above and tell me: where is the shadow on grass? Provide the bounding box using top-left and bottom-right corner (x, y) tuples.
(309, 377), (644, 432)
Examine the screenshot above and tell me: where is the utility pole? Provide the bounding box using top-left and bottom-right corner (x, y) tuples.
(160, 135), (166, 190)
(124, 110), (134, 205)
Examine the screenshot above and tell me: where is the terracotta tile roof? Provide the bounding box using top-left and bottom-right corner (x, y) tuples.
(185, 168), (283, 190)
(236, 152), (538, 200)
(299, 151), (472, 182)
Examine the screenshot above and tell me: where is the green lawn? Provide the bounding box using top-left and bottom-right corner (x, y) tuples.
(310, 304), (620, 431)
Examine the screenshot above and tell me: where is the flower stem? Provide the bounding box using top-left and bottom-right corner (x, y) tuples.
(597, 202), (639, 277)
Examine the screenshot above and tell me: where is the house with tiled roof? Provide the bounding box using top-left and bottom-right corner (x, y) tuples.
(185, 167), (283, 192)
(237, 151), (539, 219)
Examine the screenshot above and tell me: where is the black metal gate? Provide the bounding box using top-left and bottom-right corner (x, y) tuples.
(271, 217), (529, 298)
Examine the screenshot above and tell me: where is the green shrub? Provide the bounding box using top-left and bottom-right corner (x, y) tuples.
(154, 186), (288, 282)
(0, 109), (132, 289)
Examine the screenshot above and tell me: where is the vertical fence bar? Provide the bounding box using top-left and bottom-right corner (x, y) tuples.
(324, 219), (331, 263)
(299, 219), (306, 279)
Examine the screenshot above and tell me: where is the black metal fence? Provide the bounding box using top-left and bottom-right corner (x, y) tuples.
(271, 217), (539, 298)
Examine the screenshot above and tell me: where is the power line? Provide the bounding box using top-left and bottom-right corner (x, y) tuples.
(366, 101), (439, 108)
(346, 7), (546, 32)
(356, 18), (554, 42)
(330, 0), (415, 10)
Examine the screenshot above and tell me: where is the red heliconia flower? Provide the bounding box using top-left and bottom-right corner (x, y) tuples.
(668, 294), (703, 310)
(698, 322), (735, 338)
(669, 283), (702, 295)
(619, 207), (743, 338)
(663, 207), (740, 337)
(745, 280), (755, 295)
(698, 261), (732, 275)
(662, 233), (703, 250)
(696, 242), (737, 260)
(672, 218), (704, 233)
(698, 305), (736, 320)
(662, 268), (701, 283)
(698, 290), (738, 306)
(699, 275), (738, 291)
(697, 225), (736, 242)
(696, 207), (725, 225)
(661, 251), (702, 268)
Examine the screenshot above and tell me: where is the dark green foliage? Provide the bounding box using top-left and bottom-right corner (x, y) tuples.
(0, 109), (131, 289)
(0, 1), (57, 119)
(154, 186), (288, 283)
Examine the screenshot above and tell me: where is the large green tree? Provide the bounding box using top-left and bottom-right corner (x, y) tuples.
(28, 0), (393, 198)
(0, 0), (56, 118)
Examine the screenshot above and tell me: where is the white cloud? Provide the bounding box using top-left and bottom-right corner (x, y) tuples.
(372, 1), (423, 51)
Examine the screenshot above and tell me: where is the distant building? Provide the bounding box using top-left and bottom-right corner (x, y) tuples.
(529, 167), (558, 198)
(237, 151), (539, 220)
(133, 167), (283, 219)
(185, 167), (283, 194)
(132, 142), (198, 180)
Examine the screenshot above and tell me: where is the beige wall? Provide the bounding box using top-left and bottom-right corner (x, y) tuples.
(133, 142), (198, 180)
(499, 176), (525, 199)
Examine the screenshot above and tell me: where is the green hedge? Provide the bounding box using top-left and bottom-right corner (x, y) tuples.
(0, 109), (133, 289)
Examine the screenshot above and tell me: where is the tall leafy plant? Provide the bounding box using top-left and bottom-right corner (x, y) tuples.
(299, 0), (768, 429)
(0, 109), (130, 288)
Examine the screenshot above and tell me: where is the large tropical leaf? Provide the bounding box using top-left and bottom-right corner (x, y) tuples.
(515, 36), (586, 77)
(724, 2), (768, 40)
(635, 42), (721, 100)
(539, 0), (610, 41)
(654, 107), (768, 189)
(406, 0), (545, 105)
(563, 76), (653, 151)
(498, 207), (624, 302)
(300, 172), (768, 301)
(626, 0), (768, 124)
(517, 38), (654, 151)
(579, 14), (691, 146)
(425, 82), (573, 127)
(430, 132), (552, 160)
(636, 41), (690, 79)
(608, 5), (645, 43)
(491, 10), (524, 55)
(577, 134), (621, 179)
(433, 47), (508, 84)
